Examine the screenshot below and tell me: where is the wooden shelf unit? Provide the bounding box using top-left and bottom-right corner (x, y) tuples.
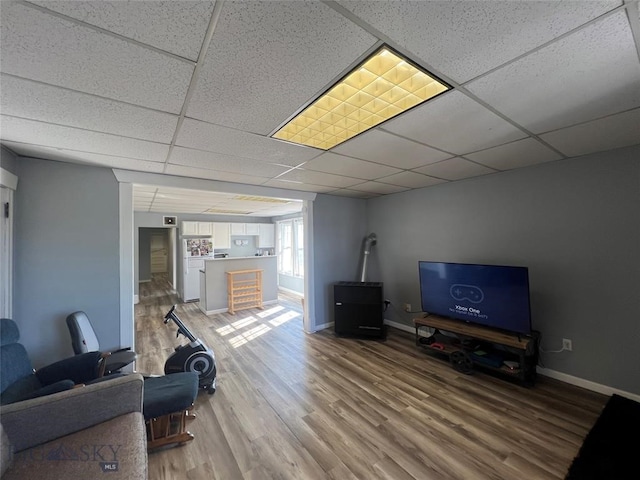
(226, 269), (263, 314)
(414, 315), (539, 386)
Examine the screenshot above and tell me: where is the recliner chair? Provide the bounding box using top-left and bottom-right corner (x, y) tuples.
(66, 311), (137, 374)
(0, 318), (104, 406)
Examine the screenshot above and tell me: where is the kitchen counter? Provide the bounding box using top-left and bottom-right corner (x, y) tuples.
(206, 255), (276, 261)
(199, 255), (278, 315)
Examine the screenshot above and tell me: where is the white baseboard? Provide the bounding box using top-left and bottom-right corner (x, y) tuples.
(313, 321), (334, 332)
(199, 299), (278, 316)
(384, 319), (414, 333)
(384, 319), (640, 402)
(536, 367), (640, 402)
(133, 294), (139, 305)
(278, 286), (304, 297)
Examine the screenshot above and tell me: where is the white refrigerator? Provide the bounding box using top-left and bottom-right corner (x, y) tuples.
(182, 239), (212, 302)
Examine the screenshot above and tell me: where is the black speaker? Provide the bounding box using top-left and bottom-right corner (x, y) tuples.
(334, 282), (384, 338)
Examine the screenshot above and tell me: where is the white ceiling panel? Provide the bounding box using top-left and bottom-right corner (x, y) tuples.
(0, 2), (193, 113)
(467, 12), (640, 134)
(414, 157), (496, 181)
(337, 0), (621, 83)
(3, 141), (165, 172)
(333, 129), (452, 169)
(328, 189), (379, 199)
(348, 181), (409, 195)
(186, 0), (376, 134)
(383, 91), (528, 155)
(176, 118), (320, 167)
(539, 108), (640, 157)
(376, 171), (447, 189)
(1, 116), (168, 162)
(465, 138), (563, 171)
(30, 1), (215, 61)
(276, 169), (363, 188)
(302, 152), (402, 179)
(262, 179), (335, 194)
(164, 164), (270, 185)
(0, 75), (179, 143)
(169, 146), (290, 177)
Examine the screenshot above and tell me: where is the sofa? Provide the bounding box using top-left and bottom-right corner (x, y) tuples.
(1, 374), (148, 479)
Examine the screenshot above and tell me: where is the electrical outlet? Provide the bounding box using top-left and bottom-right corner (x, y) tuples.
(404, 303), (411, 313)
(562, 338), (572, 351)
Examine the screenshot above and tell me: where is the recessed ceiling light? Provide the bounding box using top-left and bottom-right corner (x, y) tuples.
(272, 46), (449, 150)
(233, 195), (291, 204)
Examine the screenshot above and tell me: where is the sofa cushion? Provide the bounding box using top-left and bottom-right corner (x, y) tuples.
(1, 412), (147, 480)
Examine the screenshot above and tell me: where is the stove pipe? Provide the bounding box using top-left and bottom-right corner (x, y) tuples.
(359, 233), (377, 282)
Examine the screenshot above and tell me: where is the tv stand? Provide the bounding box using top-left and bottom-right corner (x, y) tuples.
(414, 316), (539, 386)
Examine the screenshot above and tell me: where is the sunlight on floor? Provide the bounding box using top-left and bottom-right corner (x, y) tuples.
(218, 306), (301, 348)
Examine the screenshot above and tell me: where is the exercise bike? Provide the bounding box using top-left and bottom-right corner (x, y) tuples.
(163, 304), (217, 394)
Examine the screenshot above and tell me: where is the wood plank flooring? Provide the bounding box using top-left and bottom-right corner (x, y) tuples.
(135, 275), (606, 480)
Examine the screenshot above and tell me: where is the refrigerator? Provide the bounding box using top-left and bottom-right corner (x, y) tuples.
(182, 238), (213, 302)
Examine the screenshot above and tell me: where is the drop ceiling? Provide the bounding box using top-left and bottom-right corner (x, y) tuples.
(1, 1), (639, 216)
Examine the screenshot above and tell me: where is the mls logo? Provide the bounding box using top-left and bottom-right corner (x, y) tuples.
(100, 461), (119, 473)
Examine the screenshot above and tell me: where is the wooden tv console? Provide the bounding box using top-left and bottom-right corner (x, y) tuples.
(414, 315), (539, 386)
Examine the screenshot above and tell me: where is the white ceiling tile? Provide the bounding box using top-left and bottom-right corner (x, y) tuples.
(338, 0), (620, 83)
(302, 152), (401, 179)
(539, 108), (640, 157)
(0, 75), (179, 143)
(262, 179), (335, 194)
(376, 171), (447, 189)
(467, 12), (640, 134)
(333, 129), (453, 169)
(414, 157), (496, 181)
(465, 138), (563, 171)
(0, 117), (169, 162)
(0, 2), (193, 113)
(3, 141), (165, 172)
(348, 181), (409, 195)
(164, 164), (269, 185)
(30, 1), (215, 61)
(383, 91), (528, 154)
(328, 189), (379, 199)
(276, 169), (362, 188)
(185, 0), (376, 134)
(176, 119), (320, 166)
(169, 147), (290, 177)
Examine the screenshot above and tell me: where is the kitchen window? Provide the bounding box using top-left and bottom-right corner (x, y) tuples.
(277, 217), (303, 278)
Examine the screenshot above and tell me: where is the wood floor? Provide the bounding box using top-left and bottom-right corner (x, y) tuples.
(135, 274), (606, 480)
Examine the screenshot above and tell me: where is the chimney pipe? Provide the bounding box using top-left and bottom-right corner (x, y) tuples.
(359, 233), (377, 282)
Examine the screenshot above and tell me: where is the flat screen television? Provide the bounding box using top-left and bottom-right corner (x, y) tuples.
(418, 261), (532, 335)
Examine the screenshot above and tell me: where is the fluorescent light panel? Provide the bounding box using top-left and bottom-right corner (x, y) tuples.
(273, 46), (449, 150)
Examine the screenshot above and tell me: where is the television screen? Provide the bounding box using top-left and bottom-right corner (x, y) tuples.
(418, 261), (532, 335)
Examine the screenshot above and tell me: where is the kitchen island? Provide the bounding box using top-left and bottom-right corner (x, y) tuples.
(199, 256), (278, 315)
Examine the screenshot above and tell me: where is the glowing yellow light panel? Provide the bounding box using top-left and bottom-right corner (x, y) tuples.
(272, 47), (449, 150)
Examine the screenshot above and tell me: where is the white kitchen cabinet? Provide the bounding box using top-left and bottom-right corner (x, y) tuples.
(245, 223), (260, 235)
(181, 221), (198, 235)
(257, 223), (275, 248)
(230, 223), (246, 235)
(213, 222), (231, 249)
(197, 222), (213, 236)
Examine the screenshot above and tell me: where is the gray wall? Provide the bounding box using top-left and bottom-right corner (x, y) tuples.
(14, 157), (121, 368)
(367, 145), (640, 395)
(311, 194), (368, 328)
(138, 228), (153, 282)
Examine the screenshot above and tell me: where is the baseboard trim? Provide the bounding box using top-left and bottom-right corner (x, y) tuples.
(199, 299), (278, 316)
(313, 321), (334, 332)
(384, 319), (414, 333)
(536, 367), (640, 402)
(278, 286), (304, 297)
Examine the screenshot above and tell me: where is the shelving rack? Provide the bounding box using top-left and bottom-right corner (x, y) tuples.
(226, 269), (263, 314)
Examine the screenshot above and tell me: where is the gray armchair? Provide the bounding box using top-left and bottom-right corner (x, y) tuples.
(1, 374), (148, 479)
(0, 318), (105, 406)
